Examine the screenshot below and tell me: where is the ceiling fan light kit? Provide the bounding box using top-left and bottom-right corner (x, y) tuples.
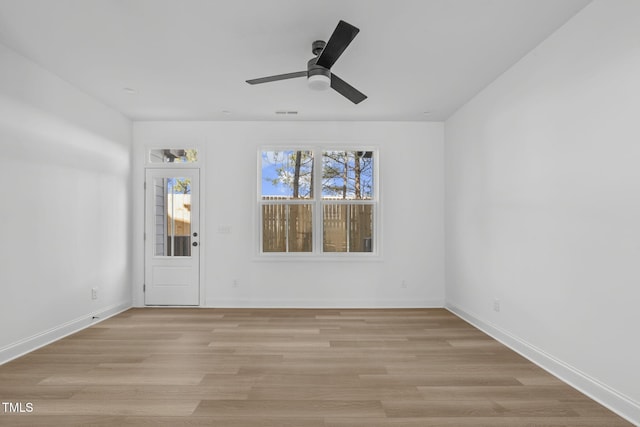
(246, 20), (367, 104)
(308, 74), (330, 91)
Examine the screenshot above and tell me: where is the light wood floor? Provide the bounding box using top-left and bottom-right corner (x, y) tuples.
(0, 308), (632, 426)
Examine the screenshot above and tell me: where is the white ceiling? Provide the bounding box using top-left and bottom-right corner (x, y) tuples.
(0, 0), (590, 121)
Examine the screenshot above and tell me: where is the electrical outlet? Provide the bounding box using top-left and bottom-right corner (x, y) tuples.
(91, 288), (98, 300)
(493, 299), (500, 312)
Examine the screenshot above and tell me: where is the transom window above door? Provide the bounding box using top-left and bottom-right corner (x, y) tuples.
(259, 148), (378, 256)
(149, 148), (198, 164)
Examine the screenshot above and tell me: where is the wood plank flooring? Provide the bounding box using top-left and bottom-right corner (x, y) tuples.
(0, 308), (632, 426)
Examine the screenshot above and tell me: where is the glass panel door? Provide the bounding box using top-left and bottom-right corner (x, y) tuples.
(145, 169), (200, 306)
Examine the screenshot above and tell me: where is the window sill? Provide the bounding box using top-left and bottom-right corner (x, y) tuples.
(253, 253), (383, 262)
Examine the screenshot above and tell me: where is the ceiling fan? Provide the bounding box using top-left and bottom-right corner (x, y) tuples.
(246, 20), (367, 104)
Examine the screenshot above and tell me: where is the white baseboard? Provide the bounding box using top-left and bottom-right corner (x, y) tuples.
(446, 302), (640, 426)
(0, 301), (131, 365)
(204, 298), (445, 309)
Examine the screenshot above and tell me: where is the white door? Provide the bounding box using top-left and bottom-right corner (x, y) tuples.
(145, 169), (200, 305)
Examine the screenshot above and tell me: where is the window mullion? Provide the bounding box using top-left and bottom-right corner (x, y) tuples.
(314, 149), (322, 254)
(285, 204), (289, 253)
(346, 204), (350, 252)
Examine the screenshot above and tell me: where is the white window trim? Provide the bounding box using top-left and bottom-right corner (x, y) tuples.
(257, 145), (381, 260)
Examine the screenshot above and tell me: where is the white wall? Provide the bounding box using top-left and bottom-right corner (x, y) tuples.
(0, 43), (132, 363)
(445, 0), (640, 423)
(133, 121), (444, 308)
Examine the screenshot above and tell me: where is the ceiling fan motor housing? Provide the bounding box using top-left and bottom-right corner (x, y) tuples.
(308, 40), (330, 79)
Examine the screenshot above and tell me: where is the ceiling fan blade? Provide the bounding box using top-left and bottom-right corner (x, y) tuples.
(330, 73), (367, 104)
(316, 20), (360, 69)
(246, 71), (307, 85)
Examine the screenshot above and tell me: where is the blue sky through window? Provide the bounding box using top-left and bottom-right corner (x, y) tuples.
(167, 177), (191, 194)
(261, 150), (313, 198)
(261, 150), (373, 199)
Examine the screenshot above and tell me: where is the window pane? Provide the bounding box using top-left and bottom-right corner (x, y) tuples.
(262, 204), (312, 252)
(261, 150), (314, 199)
(262, 204), (286, 252)
(323, 204), (347, 252)
(154, 177), (192, 256)
(323, 204), (373, 253)
(288, 204), (313, 252)
(349, 204), (373, 252)
(262, 205), (287, 252)
(149, 149), (198, 163)
(322, 151), (373, 200)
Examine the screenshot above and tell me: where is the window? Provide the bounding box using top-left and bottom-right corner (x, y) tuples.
(321, 150), (374, 253)
(149, 148), (198, 164)
(259, 148), (377, 255)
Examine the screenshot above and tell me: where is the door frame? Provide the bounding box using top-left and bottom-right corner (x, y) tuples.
(141, 154), (205, 307)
